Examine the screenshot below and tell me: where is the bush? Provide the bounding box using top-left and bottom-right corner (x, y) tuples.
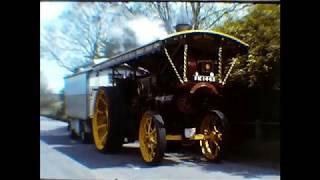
(40, 95), (67, 121)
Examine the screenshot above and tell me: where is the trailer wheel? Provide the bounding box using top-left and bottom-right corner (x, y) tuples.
(67, 121), (71, 131)
(92, 87), (124, 153)
(139, 111), (166, 165)
(199, 112), (226, 162)
(80, 130), (92, 144)
(80, 120), (92, 144)
(80, 131), (92, 144)
(70, 129), (78, 139)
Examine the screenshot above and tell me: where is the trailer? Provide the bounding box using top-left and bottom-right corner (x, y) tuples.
(64, 64), (144, 142)
(64, 24), (249, 164)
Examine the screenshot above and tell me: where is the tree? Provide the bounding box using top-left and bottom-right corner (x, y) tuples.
(124, 2), (252, 33)
(40, 71), (54, 108)
(41, 2), (139, 72)
(214, 4), (280, 89)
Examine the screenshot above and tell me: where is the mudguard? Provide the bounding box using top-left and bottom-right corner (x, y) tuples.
(209, 109), (229, 130)
(153, 114), (165, 128)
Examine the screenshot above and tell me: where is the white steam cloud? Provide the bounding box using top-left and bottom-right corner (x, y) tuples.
(127, 16), (168, 45)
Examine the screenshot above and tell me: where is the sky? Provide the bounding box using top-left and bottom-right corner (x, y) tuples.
(41, 2), (71, 93)
(40, 2), (168, 93)
(40, 2), (67, 22)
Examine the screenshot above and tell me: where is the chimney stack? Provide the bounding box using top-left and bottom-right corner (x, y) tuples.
(175, 24), (192, 32)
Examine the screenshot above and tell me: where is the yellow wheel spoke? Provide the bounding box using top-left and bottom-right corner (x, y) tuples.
(144, 118), (150, 132)
(216, 133), (222, 141)
(149, 144), (155, 157)
(207, 146), (212, 154)
(213, 125), (218, 132)
(99, 98), (107, 108)
(97, 109), (104, 114)
(205, 141), (210, 149)
(98, 124), (107, 129)
(99, 97), (106, 103)
(150, 128), (156, 136)
(201, 146), (206, 154)
(149, 137), (157, 144)
(101, 132), (107, 143)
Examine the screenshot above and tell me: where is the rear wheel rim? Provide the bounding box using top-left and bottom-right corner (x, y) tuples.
(92, 89), (109, 150)
(139, 113), (158, 162)
(199, 114), (223, 160)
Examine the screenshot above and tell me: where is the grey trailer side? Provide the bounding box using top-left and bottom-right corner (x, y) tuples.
(64, 71), (89, 120)
(64, 70), (93, 142)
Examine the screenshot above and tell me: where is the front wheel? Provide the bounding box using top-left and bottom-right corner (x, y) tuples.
(199, 111), (227, 162)
(139, 111), (166, 165)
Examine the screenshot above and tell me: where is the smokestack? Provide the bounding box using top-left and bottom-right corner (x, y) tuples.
(174, 5), (192, 32)
(175, 24), (192, 32)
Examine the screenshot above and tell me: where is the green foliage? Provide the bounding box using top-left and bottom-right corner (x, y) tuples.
(214, 4), (280, 89)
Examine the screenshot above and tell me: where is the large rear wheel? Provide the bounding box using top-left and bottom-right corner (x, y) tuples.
(139, 111), (166, 165)
(92, 87), (124, 153)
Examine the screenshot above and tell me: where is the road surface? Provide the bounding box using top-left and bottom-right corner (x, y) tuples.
(40, 116), (280, 180)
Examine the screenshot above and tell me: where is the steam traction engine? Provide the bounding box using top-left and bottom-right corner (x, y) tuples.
(64, 24), (249, 165)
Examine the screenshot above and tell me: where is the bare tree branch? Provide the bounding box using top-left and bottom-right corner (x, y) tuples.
(204, 4), (252, 29)
(45, 47), (75, 72)
(41, 2), (140, 71)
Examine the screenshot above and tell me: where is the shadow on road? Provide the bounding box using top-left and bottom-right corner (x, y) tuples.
(41, 126), (280, 179)
(190, 160), (279, 179)
(160, 151), (279, 179)
(41, 127), (179, 169)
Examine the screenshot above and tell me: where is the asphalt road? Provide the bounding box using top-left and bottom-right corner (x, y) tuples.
(40, 116), (280, 180)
